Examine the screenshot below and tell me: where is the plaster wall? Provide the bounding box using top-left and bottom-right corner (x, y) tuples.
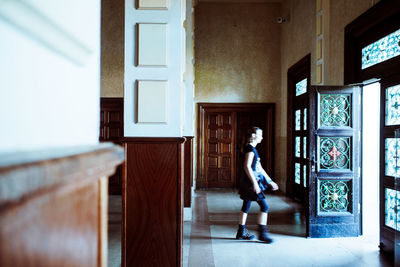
(194, 2), (283, 188)
(101, 0), (124, 97)
(326, 0), (380, 85)
(195, 3), (281, 104)
(278, 0), (315, 192)
(0, 0), (101, 153)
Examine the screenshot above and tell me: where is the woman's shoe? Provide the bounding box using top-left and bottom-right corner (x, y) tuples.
(258, 225), (273, 243)
(236, 225), (255, 240)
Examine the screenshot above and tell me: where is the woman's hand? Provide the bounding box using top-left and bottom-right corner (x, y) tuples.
(269, 181), (279, 191)
(253, 183), (261, 194)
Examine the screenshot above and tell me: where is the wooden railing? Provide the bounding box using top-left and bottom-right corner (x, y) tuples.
(0, 143), (124, 267)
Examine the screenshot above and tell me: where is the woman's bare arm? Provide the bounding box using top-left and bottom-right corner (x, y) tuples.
(259, 164), (279, 191)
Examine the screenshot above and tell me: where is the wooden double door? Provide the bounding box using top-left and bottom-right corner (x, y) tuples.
(197, 103), (274, 189)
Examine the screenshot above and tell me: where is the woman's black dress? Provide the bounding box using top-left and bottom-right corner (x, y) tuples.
(238, 144), (265, 201)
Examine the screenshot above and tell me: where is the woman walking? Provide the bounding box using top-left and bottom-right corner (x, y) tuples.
(236, 126), (278, 243)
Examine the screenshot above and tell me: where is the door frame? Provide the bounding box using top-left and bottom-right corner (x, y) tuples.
(197, 103), (275, 189)
(287, 54), (311, 200)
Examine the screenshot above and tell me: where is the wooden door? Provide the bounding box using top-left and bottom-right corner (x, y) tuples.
(197, 103), (274, 189)
(205, 112), (236, 188)
(308, 85), (361, 237)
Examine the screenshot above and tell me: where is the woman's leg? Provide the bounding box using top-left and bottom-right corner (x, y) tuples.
(238, 211), (248, 225)
(236, 200), (255, 240)
(256, 199), (273, 243)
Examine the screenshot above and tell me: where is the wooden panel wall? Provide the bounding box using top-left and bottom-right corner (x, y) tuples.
(123, 138), (184, 267)
(100, 97), (124, 194)
(0, 144), (124, 267)
(184, 137), (194, 208)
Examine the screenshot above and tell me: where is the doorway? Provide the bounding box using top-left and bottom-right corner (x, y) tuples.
(362, 82), (380, 244)
(197, 103), (274, 189)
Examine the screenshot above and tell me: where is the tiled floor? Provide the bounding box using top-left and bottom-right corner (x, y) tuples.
(185, 190), (394, 267)
(108, 190), (394, 267)
(108, 195), (122, 267)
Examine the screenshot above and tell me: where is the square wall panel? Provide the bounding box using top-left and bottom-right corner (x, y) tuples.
(138, 23), (167, 66)
(137, 81), (167, 123)
(138, 0), (169, 9)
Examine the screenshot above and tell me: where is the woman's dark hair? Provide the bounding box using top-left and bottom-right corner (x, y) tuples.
(246, 126), (261, 144)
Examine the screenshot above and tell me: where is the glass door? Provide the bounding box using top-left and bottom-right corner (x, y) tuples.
(395, 129), (400, 266)
(307, 85), (361, 237)
(380, 78), (400, 254)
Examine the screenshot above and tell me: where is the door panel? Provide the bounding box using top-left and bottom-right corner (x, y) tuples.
(205, 112), (235, 187)
(308, 85), (361, 237)
(380, 77), (400, 252)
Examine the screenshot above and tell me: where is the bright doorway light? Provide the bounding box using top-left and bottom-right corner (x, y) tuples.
(362, 82), (380, 245)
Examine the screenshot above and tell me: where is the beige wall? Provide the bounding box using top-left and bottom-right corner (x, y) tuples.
(326, 0), (380, 85)
(194, 2), (284, 188)
(278, 0), (315, 192)
(101, 0), (124, 97)
(195, 3), (281, 103)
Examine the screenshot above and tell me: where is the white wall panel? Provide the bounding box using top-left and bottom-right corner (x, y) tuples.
(137, 80), (168, 123)
(138, 0), (169, 10)
(125, 0), (184, 137)
(138, 23), (167, 66)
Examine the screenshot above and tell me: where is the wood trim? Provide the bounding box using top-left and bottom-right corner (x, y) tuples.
(0, 144), (124, 267)
(122, 137), (186, 143)
(122, 138), (184, 266)
(197, 103), (275, 189)
(184, 137), (194, 208)
(98, 177), (108, 267)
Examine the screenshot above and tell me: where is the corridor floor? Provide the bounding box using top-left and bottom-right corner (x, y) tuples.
(184, 190), (393, 267)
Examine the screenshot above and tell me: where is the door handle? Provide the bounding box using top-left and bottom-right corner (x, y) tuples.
(307, 157), (316, 172)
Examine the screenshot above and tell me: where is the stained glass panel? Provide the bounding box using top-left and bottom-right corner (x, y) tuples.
(386, 84), (400, 126)
(303, 165), (307, 188)
(295, 163), (300, 184)
(320, 137), (351, 170)
(385, 138), (400, 177)
(303, 108), (307, 130)
(362, 28), (400, 70)
(320, 94), (351, 127)
(295, 136), (301, 157)
(385, 188), (400, 230)
(295, 110), (301, 130)
(303, 137), (307, 158)
(296, 78), (307, 96)
(319, 180), (351, 213)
